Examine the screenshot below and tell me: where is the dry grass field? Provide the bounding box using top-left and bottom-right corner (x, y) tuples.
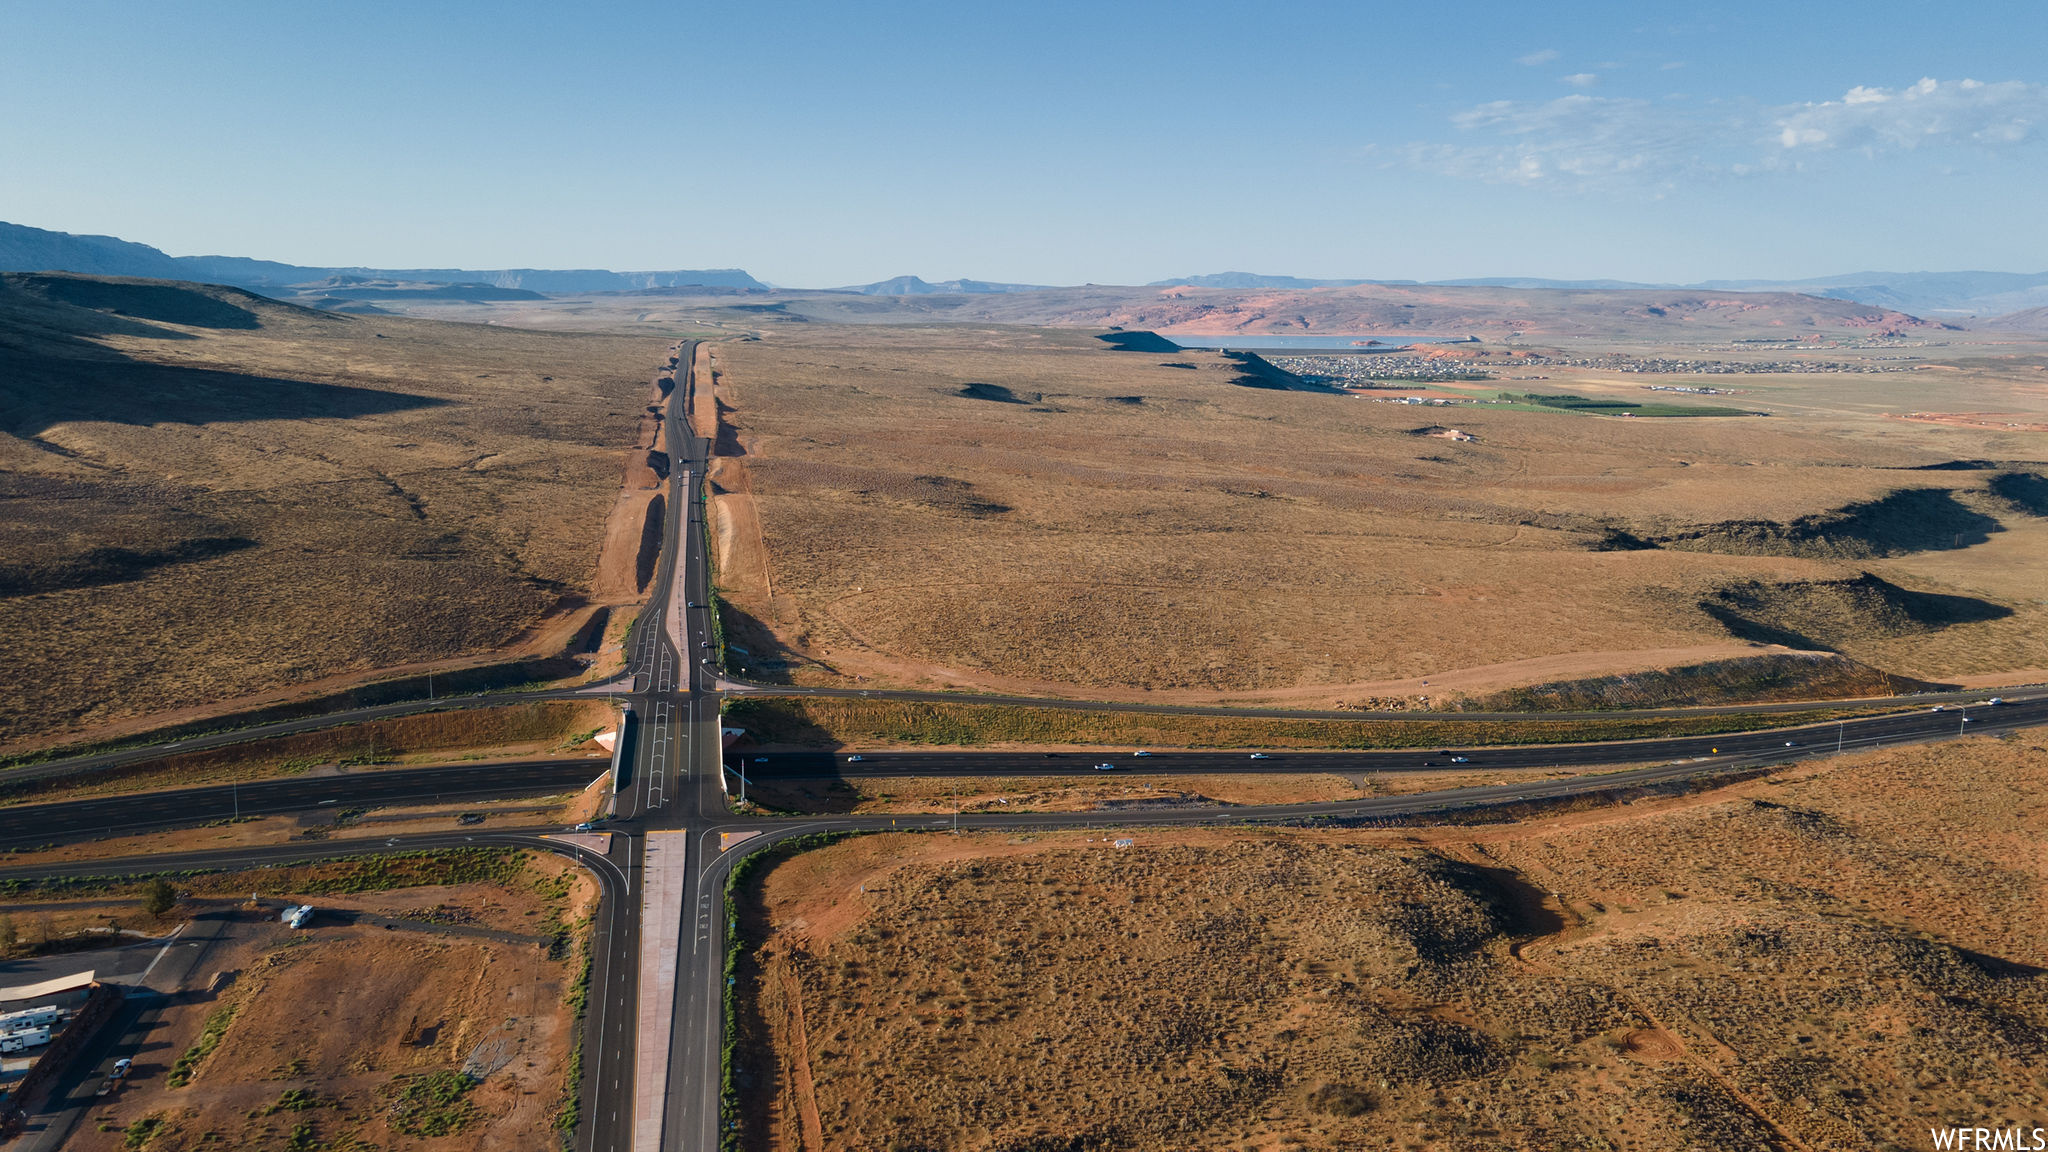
(0, 273), (669, 749)
(0, 699), (618, 806)
(302, 288), (2048, 706)
(683, 318), (2048, 705)
(3, 848), (594, 1152)
(733, 727), (2048, 1152)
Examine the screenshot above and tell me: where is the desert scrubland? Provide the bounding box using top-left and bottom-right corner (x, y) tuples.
(0, 273), (668, 748)
(688, 315), (2048, 706)
(734, 727), (2048, 1151)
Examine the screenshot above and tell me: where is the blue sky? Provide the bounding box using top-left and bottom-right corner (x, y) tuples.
(3, 0), (2045, 285)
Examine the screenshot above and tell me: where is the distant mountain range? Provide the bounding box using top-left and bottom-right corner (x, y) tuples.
(1146, 272), (1375, 291)
(1149, 270), (2048, 319)
(0, 220), (767, 295)
(837, 275), (1051, 295)
(9, 220), (2048, 321)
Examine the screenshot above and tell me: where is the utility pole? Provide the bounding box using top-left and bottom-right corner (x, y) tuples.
(232, 779), (239, 821)
(1836, 720), (1844, 756)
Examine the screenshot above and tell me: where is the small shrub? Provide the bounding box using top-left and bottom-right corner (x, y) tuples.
(265, 1088), (323, 1114)
(1307, 1082), (1377, 1117)
(387, 1070), (480, 1137)
(142, 878), (177, 918)
(123, 1116), (164, 1149)
(167, 1004), (238, 1087)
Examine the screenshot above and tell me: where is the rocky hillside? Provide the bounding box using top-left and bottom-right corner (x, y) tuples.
(1978, 305), (2048, 332)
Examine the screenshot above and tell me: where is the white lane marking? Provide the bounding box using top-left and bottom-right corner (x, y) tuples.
(138, 922), (189, 981)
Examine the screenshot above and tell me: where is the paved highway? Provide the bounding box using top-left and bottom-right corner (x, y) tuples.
(719, 675), (2038, 723)
(738, 695), (2048, 781)
(8, 690), (2041, 859)
(2, 690), (2043, 1149)
(12, 664), (2034, 799)
(7, 336), (2045, 1151)
(0, 759), (610, 845)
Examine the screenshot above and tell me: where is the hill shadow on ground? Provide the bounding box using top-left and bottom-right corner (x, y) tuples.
(1701, 573), (2012, 652)
(0, 352), (448, 438)
(7, 272), (267, 330)
(0, 272), (447, 437)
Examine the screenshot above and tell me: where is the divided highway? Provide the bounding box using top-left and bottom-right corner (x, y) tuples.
(739, 695), (2047, 781)
(5, 336), (2044, 1152)
(0, 759), (608, 844)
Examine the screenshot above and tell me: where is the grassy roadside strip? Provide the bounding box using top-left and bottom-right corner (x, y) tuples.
(166, 1002), (238, 1087)
(0, 701), (614, 808)
(721, 832), (849, 1152)
(0, 847), (532, 900)
(0, 659), (585, 774)
(700, 477), (729, 665)
(555, 912), (595, 1148)
(722, 696), (1894, 751)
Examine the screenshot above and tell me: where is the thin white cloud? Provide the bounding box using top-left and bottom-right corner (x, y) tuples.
(1774, 77), (2043, 151)
(1409, 76), (2048, 191)
(1517, 48), (1560, 66)
(1562, 73), (1599, 88)
(1410, 94), (1733, 190)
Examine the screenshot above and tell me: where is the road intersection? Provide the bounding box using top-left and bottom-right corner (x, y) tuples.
(2, 339), (2042, 1150)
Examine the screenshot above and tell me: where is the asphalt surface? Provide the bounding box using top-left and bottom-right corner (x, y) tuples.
(0, 828), (635, 1150)
(0, 688), (576, 788)
(0, 759), (611, 847)
(6, 694), (2039, 858)
(1, 698), (2043, 1150)
(7, 914), (235, 1152)
(739, 695), (2048, 780)
(719, 675), (2039, 722)
(12, 663), (2034, 798)
(7, 335), (2044, 1151)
